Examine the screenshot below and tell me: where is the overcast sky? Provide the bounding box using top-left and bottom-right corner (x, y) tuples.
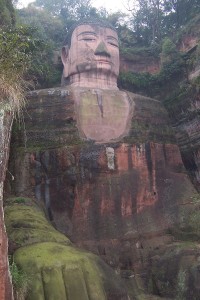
(92, 0), (127, 12)
(18, 0), (128, 13)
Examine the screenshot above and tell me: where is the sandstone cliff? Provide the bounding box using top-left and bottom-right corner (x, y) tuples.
(6, 86), (200, 299)
(0, 108), (13, 300)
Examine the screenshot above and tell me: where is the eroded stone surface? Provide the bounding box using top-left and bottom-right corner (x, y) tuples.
(172, 94), (200, 191)
(0, 109), (13, 300)
(9, 87), (196, 275)
(72, 87), (133, 142)
(4, 197), (130, 300)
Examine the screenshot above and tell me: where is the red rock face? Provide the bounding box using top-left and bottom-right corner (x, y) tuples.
(172, 95), (200, 191)
(0, 201), (12, 300)
(66, 142), (191, 241)
(10, 87), (195, 270)
(120, 56), (160, 74)
(0, 110), (13, 300)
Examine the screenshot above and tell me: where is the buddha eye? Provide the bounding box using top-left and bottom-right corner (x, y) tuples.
(83, 38), (95, 42)
(108, 41), (119, 48)
(80, 35), (96, 42)
(78, 32), (97, 42)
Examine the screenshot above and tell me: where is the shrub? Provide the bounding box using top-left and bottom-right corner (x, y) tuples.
(0, 26), (47, 116)
(9, 260), (30, 300)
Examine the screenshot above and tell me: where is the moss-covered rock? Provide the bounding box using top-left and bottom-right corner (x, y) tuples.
(170, 194), (200, 241)
(5, 197), (129, 299)
(14, 242), (107, 300)
(4, 197), (70, 252)
(147, 242), (200, 299)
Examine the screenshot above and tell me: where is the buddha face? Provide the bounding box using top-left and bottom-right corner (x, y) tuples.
(61, 24), (119, 85)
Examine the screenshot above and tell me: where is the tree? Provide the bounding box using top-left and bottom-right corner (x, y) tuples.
(127, 0), (200, 45)
(128, 0), (165, 45)
(163, 0), (200, 31)
(0, 26), (46, 112)
(0, 1), (49, 295)
(18, 6), (65, 46)
(160, 37), (180, 65)
(0, 0), (16, 27)
(33, 0), (94, 29)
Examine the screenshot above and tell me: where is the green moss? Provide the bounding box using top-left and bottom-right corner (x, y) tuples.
(4, 197), (70, 250)
(176, 270), (187, 300)
(120, 44), (160, 60)
(187, 209), (200, 234)
(123, 120), (175, 144)
(168, 221), (200, 241)
(171, 194), (200, 241)
(5, 197), (129, 299)
(14, 242), (106, 300)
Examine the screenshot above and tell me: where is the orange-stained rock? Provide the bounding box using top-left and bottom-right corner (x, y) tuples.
(9, 86), (195, 272)
(120, 56), (160, 74)
(0, 110), (13, 300)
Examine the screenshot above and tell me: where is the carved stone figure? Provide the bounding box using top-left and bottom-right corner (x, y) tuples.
(7, 19), (200, 300)
(61, 19), (119, 89)
(61, 20), (132, 143)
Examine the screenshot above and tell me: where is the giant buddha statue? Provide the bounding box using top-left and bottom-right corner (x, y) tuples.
(61, 19), (119, 89)
(61, 19), (131, 143)
(6, 19), (199, 300)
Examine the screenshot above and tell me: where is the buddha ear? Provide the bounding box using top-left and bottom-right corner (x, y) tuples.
(61, 46), (69, 77)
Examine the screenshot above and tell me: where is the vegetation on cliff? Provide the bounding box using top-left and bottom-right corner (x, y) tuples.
(0, 0), (15, 27)
(12, 0), (200, 90)
(0, 26), (43, 116)
(0, 1), (49, 116)
(119, 37), (185, 97)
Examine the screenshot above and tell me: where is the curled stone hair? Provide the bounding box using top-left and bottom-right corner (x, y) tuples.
(64, 18), (117, 47)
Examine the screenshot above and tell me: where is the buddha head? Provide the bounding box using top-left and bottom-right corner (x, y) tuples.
(61, 19), (119, 89)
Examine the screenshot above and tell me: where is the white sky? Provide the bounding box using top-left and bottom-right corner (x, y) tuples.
(92, 0), (127, 12)
(18, 0), (128, 13)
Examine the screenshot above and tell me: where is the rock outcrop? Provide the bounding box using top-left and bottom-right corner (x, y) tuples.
(0, 108), (13, 300)
(7, 86), (199, 298)
(173, 98), (200, 191)
(5, 197), (130, 300)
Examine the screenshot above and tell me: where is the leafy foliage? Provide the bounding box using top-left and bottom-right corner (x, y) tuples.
(33, 0), (99, 31)
(161, 38), (179, 63)
(17, 6), (65, 46)
(0, 0), (15, 27)
(129, 0), (164, 45)
(119, 50), (184, 96)
(0, 25), (49, 114)
(12, 0), (200, 89)
(163, 0), (200, 30)
(128, 0), (200, 46)
(9, 259), (30, 300)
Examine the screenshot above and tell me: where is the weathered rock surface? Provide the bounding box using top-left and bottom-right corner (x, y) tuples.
(4, 197), (132, 300)
(0, 108), (13, 300)
(161, 16), (200, 192)
(168, 84), (200, 192)
(8, 87), (196, 286)
(120, 55), (160, 74)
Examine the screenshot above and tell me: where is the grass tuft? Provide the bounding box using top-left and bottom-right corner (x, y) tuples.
(9, 260), (30, 300)
(0, 73), (27, 117)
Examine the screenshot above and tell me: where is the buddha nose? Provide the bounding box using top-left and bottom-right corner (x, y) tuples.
(94, 41), (111, 57)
